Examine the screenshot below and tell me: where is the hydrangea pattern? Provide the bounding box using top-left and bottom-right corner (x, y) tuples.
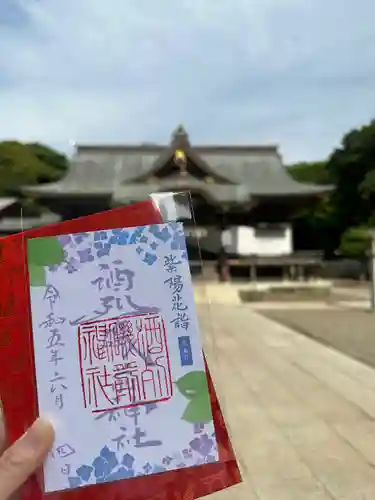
(56, 222), (188, 274)
(67, 428), (217, 489)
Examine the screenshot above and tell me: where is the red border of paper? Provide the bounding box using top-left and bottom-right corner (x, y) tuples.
(0, 201), (241, 500)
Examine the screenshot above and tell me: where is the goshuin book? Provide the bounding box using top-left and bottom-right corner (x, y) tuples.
(0, 202), (241, 500)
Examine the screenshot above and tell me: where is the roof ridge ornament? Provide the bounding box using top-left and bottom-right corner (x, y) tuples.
(171, 124), (190, 148)
(174, 149), (187, 176)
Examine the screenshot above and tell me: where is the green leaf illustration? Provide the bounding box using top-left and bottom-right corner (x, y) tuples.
(182, 391), (212, 424)
(175, 371), (209, 400)
(29, 264), (46, 287)
(27, 237), (65, 266)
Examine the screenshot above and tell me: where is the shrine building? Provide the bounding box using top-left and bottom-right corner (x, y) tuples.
(2, 125), (331, 279)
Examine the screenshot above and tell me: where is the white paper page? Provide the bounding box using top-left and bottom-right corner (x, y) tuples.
(27, 222), (218, 493)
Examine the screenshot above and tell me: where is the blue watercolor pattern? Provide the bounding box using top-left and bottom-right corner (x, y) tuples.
(54, 222), (188, 274)
(66, 430), (217, 489)
(47, 224), (216, 489)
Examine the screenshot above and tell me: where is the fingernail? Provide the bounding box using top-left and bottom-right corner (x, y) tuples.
(21, 418), (53, 452)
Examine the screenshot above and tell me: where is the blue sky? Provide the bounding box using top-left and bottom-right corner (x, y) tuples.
(0, 0), (374, 163)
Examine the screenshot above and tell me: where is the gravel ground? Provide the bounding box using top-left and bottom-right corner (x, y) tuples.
(260, 308), (375, 369)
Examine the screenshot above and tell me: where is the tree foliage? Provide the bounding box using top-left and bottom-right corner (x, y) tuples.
(28, 143), (68, 181)
(326, 120), (375, 234)
(0, 141), (68, 196)
(338, 226), (371, 259)
(288, 119), (375, 258)
(287, 161), (330, 185)
(288, 161), (335, 254)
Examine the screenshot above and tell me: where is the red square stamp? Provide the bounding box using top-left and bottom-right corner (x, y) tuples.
(78, 312), (173, 413)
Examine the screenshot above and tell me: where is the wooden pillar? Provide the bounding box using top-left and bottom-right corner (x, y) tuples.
(218, 260), (230, 282)
(282, 266), (289, 281)
(297, 265), (304, 282)
(217, 210), (230, 283)
(290, 265), (296, 281)
(250, 263), (257, 282)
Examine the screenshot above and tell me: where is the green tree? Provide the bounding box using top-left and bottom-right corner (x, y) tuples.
(289, 120), (375, 257)
(288, 160), (336, 255)
(28, 143), (68, 181)
(326, 120), (375, 234)
(338, 226), (371, 258)
(0, 141), (68, 195)
(287, 161), (330, 185)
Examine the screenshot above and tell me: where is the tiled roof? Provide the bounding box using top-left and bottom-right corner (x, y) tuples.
(0, 197), (17, 211)
(23, 126), (333, 199)
(0, 213), (61, 232)
(196, 151), (331, 195)
(112, 182), (251, 205)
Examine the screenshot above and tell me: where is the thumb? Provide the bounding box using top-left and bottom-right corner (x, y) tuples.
(0, 418), (54, 500)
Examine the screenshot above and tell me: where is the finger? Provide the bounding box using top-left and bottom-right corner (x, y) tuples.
(0, 405), (6, 456)
(0, 418), (54, 500)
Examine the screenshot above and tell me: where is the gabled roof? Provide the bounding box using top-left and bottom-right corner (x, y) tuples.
(0, 213), (61, 232)
(134, 148), (232, 184)
(0, 197), (17, 211)
(113, 182), (252, 206)
(23, 125), (333, 200)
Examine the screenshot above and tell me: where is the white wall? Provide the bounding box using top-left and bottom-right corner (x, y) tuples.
(222, 225), (293, 256)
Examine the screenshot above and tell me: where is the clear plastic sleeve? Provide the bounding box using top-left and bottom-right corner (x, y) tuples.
(149, 191), (231, 434)
(0, 195), (240, 500)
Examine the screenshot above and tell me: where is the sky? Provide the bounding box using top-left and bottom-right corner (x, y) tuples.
(0, 0), (374, 163)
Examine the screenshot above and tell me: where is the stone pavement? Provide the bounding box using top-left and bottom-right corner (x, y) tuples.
(193, 283), (372, 311)
(260, 309), (375, 370)
(335, 287), (371, 301)
(200, 304), (375, 499)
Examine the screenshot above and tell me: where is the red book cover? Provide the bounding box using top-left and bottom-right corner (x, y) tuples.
(0, 201), (241, 499)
